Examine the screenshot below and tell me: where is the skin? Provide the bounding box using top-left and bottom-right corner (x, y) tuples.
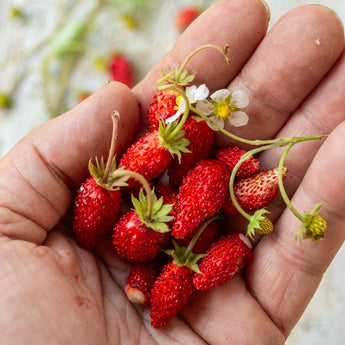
(0, 0), (344, 344)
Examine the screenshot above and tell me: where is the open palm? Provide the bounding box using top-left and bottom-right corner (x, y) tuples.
(1, 1), (345, 344)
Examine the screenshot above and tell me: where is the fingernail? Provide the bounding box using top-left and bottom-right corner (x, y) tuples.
(258, 0), (271, 22)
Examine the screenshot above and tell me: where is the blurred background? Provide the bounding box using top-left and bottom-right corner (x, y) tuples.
(0, 0), (344, 344)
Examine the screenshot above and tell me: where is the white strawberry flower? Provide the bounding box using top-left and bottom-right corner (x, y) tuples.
(196, 89), (249, 130)
(166, 84), (209, 124)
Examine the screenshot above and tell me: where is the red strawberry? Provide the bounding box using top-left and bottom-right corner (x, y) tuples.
(193, 232), (252, 291)
(119, 123), (189, 192)
(224, 167), (288, 214)
(119, 131), (171, 191)
(148, 89), (179, 131)
(172, 159), (230, 240)
(125, 262), (161, 306)
(177, 219), (221, 254)
(168, 117), (214, 188)
(150, 261), (193, 328)
(108, 53), (133, 87)
(215, 146), (260, 178)
(73, 176), (121, 249)
(174, 5), (201, 31)
(113, 210), (170, 263)
(72, 112), (123, 249)
(113, 188), (173, 263)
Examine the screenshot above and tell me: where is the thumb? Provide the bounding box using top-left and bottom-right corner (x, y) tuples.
(0, 82), (139, 244)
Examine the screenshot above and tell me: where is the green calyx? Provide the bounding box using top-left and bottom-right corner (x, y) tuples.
(247, 209), (274, 240)
(295, 203), (327, 243)
(132, 189), (174, 233)
(89, 158), (128, 190)
(164, 240), (207, 274)
(158, 120), (190, 163)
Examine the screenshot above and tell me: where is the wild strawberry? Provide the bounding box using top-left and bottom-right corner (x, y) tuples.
(125, 262), (161, 306)
(72, 112), (124, 249)
(108, 53), (133, 87)
(215, 146), (260, 178)
(174, 5), (201, 31)
(172, 159), (230, 240)
(177, 219), (221, 254)
(193, 232), (252, 291)
(113, 188), (173, 263)
(148, 89), (179, 131)
(150, 261), (193, 328)
(73, 176), (121, 249)
(224, 167), (288, 214)
(119, 122), (189, 191)
(168, 117), (214, 188)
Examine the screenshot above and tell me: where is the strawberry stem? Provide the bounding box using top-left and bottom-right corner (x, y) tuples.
(112, 169), (154, 217)
(101, 110), (120, 184)
(277, 142), (305, 222)
(184, 215), (221, 258)
(176, 44), (230, 83)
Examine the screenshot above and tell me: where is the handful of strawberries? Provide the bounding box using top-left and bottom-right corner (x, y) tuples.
(72, 45), (327, 328)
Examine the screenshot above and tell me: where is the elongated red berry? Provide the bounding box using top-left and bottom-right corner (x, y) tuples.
(193, 233), (252, 291)
(168, 117), (214, 188)
(150, 261), (193, 328)
(224, 167), (287, 214)
(173, 159), (230, 240)
(108, 53), (133, 87)
(215, 146), (260, 178)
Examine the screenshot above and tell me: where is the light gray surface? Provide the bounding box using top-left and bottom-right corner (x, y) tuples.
(0, 1), (344, 344)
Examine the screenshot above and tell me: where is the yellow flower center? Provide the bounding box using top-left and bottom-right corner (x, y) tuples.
(215, 101), (232, 119)
(174, 96), (182, 110)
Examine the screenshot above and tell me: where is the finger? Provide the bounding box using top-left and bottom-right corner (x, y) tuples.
(217, 5), (344, 146)
(0, 82), (139, 244)
(246, 122), (345, 337)
(133, 0), (270, 119)
(229, 50), (345, 233)
(182, 275), (285, 345)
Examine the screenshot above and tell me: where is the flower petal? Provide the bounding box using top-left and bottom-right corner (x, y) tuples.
(229, 111), (249, 127)
(210, 89), (230, 102)
(196, 100), (214, 115)
(166, 110), (182, 124)
(206, 116), (225, 131)
(231, 90), (249, 108)
(195, 84), (209, 101)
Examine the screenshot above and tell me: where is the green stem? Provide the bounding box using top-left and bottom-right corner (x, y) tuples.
(190, 105), (283, 146)
(229, 143), (289, 220)
(101, 111), (119, 183)
(184, 215), (221, 258)
(176, 44), (230, 83)
(278, 142), (305, 222)
(111, 170), (154, 217)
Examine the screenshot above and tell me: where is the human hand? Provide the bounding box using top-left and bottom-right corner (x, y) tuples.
(1, 0), (345, 344)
